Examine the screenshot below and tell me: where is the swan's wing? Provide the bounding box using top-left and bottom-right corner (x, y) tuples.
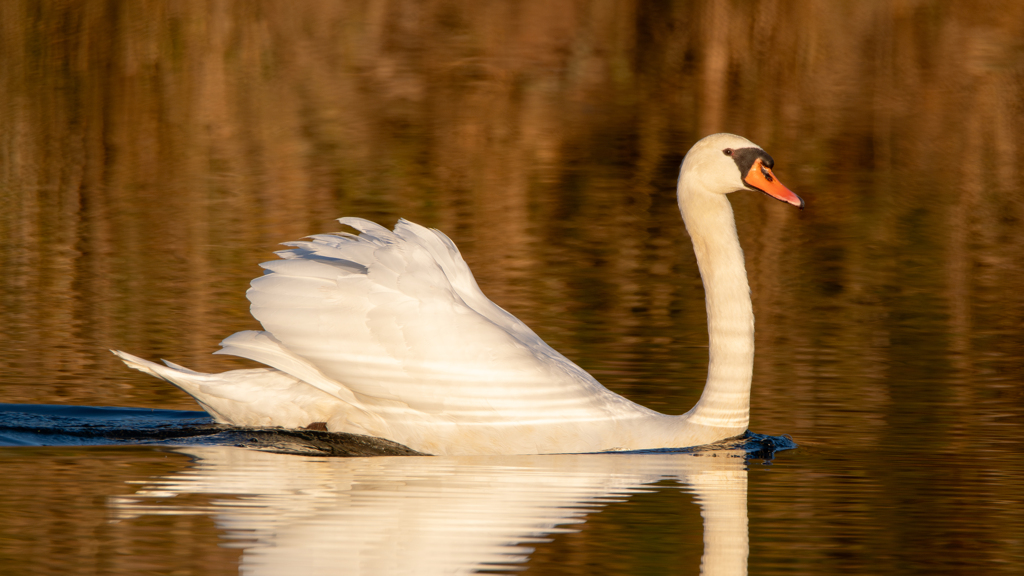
(219, 218), (647, 425)
(387, 219), (546, 346)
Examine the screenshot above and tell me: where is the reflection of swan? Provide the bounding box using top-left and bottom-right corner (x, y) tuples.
(115, 133), (802, 455)
(111, 447), (749, 575)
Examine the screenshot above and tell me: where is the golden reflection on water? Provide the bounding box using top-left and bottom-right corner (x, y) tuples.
(1, 1), (1024, 573)
(109, 448), (746, 575)
(0, 447), (239, 574)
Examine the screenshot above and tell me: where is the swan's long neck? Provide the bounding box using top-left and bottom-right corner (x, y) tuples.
(678, 175), (753, 432)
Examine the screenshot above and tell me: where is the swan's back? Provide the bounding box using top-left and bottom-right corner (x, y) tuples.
(222, 218), (653, 443)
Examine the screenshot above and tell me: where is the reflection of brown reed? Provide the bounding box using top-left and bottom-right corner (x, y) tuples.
(0, 450), (241, 574)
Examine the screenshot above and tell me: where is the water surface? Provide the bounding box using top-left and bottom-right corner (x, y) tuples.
(1, 1), (1023, 574)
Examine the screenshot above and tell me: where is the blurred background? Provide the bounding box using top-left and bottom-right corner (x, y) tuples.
(2, 1), (1024, 574)
(3, 0), (1021, 439)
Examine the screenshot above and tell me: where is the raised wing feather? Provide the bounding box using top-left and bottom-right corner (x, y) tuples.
(223, 218), (649, 426)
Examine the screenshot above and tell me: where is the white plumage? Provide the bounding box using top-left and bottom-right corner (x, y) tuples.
(115, 133), (803, 455)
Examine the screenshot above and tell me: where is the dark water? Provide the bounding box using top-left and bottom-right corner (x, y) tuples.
(2, 1), (1024, 574)
(0, 404), (425, 455)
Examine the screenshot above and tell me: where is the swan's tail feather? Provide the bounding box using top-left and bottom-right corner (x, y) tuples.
(111, 349), (361, 430)
(111, 349), (232, 422)
(113, 350), (195, 386)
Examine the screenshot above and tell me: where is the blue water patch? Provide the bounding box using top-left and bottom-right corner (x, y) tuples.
(0, 403), (421, 456)
(0, 403), (214, 446)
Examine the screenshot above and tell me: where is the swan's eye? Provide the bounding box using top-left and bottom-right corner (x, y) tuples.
(723, 149), (733, 156)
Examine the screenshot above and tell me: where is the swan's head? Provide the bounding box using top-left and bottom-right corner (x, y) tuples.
(680, 133), (803, 208)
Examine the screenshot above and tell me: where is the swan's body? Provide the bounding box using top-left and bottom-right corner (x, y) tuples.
(115, 133), (802, 456)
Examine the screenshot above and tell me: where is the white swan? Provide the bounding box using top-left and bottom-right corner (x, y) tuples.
(114, 133), (803, 456)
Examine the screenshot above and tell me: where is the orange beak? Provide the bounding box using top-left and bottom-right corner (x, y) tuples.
(744, 159), (804, 209)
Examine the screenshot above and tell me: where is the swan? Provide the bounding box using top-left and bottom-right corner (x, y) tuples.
(114, 133), (803, 456)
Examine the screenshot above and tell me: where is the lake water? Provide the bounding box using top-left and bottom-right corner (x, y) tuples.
(2, 1), (1023, 574)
